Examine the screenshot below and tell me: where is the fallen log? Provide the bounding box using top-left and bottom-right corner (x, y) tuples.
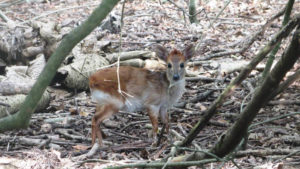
(106, 50), (154, 63)
(0, 91), (50, 118)
(57, 51), (109, 90)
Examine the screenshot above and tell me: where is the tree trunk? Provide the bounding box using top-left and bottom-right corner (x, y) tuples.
(261, 0), (294, 79)
(189, 0), (197, 23)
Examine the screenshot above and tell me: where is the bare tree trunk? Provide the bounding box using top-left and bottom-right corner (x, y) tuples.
(261, 0), (295, 79)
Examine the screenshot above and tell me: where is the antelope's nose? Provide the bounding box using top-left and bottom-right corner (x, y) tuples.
(173, 74), (180, 81)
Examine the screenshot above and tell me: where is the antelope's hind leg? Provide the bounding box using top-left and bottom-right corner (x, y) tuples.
(91, 104), (118, 145)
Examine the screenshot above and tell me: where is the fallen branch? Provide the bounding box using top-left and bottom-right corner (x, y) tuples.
(106, 50), (154, 63)
(0, 82), (34, 95)
(0, 92), (50, 118)
(269, 68), (300, 99)
(105, 159), (218, 169)
(235, 149), (300, 157)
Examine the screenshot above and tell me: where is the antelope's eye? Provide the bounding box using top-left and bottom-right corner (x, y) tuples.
(167, 63), (172, 68)
(180, 63), (184, 68)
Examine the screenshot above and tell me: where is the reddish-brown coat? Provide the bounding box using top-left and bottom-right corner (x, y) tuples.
(89, 45), (195, 145)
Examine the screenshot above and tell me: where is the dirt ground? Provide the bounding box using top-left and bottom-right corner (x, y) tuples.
(1, 0), (300, 168)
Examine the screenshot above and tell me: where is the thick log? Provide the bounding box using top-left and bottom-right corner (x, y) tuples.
(144, 59), (166, 70)
(106, 50), (154, 63)
(0, 91), (50, 118)
(0, 81), (34, 95)
(120, 58), (145, 68)
(27, 54), (46, 80)
(22, 46), (44, 58)
(57, 52), (109, 90)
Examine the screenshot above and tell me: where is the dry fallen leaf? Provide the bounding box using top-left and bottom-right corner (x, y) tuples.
(72, 144), (90, 151)
(79, 111), (88, 117)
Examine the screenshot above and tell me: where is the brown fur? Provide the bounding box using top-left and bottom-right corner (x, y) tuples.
(89, 45), (195, 145)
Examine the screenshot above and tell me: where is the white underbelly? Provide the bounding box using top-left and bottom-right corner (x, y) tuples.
(91, 90), (145, 112)
(122, 97), (144, 112)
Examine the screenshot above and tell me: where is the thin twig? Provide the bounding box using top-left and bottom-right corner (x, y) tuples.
(249, 111), (300, 130)
(0, 9), (9, 22)
(115, 1), (134, 101)
(117, 0), (126, 94)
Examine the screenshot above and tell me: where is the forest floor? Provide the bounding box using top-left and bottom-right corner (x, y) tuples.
(1, 0), (300, 168)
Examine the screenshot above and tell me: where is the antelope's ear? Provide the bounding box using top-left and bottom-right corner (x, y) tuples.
(155, 45), (169, 61)
(182, 44), (195, 60)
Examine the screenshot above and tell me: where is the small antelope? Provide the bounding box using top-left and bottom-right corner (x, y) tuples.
(89, 44), (195, 145)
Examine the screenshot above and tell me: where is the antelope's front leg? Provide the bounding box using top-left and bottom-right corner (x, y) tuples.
(147, 106), (160, 144)
(160, 107), (172, 143)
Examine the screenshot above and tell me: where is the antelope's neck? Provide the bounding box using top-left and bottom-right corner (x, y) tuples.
(167, 79), (186, 107)
(147, 70), (185, 107)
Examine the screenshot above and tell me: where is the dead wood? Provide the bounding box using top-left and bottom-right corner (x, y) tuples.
(144, 59), (166, 70)
(105, 159), (218, 169)
(269, 68), (300, 99)
(31, 20), (62, 59)
(108, 141), (152, 152)
(268, 100), (300, 105)
(21, 46), (44, 58)
(0, 57), (49, 119)
(56, 129), (88, 141)
(235, 149), (300, 157)
(119, 58), (145, 67)
(190, 90), (214, 103)
(37, 138), (52, 149)
(27, 54), (46, 80)
(1, 65), (34, 95)
(0, 81), (34, 95)
(0, 28), (25, 64)
(281, 135), (300, 146)
(0, 91), (50, 118)
(0, 55), (46, 95)
(99, 11), (121, 33)
(0, 19), (67, 66)
(106, 50), (154, 63)
(186, 76), (223, 82)
(57, 50), (109, 90)
(18, 137), (61, 150)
